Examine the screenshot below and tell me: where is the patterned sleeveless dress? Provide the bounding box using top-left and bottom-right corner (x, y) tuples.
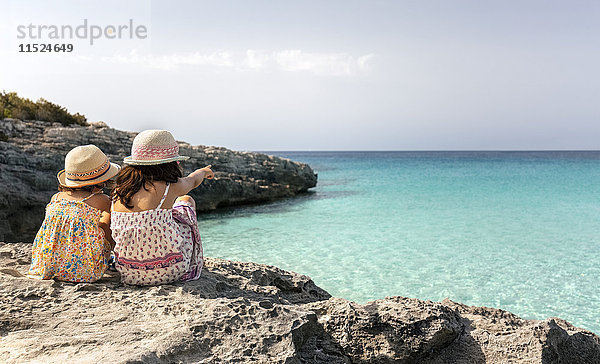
(28, 193), (110, 282)
(110, 183), (203, 285)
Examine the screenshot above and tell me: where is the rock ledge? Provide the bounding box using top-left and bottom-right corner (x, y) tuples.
(1, 242), (599, 363)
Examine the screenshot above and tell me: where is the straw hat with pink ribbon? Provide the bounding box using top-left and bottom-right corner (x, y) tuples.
(124, 129), (190, 165)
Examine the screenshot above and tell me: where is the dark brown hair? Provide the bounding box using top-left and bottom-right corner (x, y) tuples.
(59, 182), (107, 193)
(112, 162), (183, 209)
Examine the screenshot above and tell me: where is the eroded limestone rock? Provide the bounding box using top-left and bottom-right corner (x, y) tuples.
(1, 243), (598, 363)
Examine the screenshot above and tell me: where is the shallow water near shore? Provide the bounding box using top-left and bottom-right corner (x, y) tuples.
(199, 151), (600, 334)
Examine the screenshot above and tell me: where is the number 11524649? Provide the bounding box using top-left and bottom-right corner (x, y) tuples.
(18, 44), (74, 52)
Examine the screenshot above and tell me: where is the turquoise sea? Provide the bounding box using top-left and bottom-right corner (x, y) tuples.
(200, 151), (600, 334)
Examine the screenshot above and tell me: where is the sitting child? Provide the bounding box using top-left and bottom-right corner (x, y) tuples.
(110, 129), (213, 285)
(28, 145), (120, 282)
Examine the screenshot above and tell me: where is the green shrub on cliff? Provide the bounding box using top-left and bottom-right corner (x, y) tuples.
(0, 91), (87, 126)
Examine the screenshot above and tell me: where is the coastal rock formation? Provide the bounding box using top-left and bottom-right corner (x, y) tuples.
(2, 242), (599, 363)
(0, 118), (317, 242)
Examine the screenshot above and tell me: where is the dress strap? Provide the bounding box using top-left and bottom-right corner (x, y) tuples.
(50, 193), (60, 202)
(157, 183), (170, 209)
(81, 192), (100, 202)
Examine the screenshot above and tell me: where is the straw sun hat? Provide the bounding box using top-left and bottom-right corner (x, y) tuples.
(57, 145), (121, 187)
(123, 130), (190, 165)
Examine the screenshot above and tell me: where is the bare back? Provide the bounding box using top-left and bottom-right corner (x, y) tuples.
(112, 181), (180, 212)
(56, 191), (111, 213)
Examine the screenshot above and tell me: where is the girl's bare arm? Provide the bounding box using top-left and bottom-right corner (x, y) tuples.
(99, 211), (115, 251)
(173, 165), (214, 196)
(93, 194), (115, 250)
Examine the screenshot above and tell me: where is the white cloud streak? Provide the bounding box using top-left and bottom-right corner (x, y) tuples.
(100, 49), (375, 76)
(101, 50), (234, 71)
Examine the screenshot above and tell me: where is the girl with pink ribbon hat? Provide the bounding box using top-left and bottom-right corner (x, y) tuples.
(110, 130), (213, 285)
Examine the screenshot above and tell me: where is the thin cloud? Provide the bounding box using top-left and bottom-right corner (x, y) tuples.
(101, 50), (234, 71)
(100, 49), (375, 76)
(274, 49), (374, 76)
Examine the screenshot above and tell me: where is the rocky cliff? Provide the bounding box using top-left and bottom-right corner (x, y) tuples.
(0, 118), (317, 242)
(1, 242), (599, 363)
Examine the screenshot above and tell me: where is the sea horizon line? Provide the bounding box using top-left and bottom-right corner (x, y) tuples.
(256, 149), (600, 153)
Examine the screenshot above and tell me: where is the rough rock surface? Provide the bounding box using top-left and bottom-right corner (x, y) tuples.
(1, 242), (599, 363)
(0, 119), (317, 242)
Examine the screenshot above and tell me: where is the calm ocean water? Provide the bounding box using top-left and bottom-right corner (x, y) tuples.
(200, 151), (600, 334)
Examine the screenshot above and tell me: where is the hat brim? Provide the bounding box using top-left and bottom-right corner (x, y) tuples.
(57, 162), (121, 187)
(123, 155), (190, 165)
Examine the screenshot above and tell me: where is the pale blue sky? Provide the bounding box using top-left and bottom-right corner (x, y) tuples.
(1, 0), (599, 150)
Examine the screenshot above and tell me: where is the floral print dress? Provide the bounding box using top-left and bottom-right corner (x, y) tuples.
(28, 193), (110, 282)
(110, 183), (203, 285)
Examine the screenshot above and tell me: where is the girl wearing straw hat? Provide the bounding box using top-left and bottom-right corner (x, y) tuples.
(111, 130), (213, 285)
(28, 145), (121, 282)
